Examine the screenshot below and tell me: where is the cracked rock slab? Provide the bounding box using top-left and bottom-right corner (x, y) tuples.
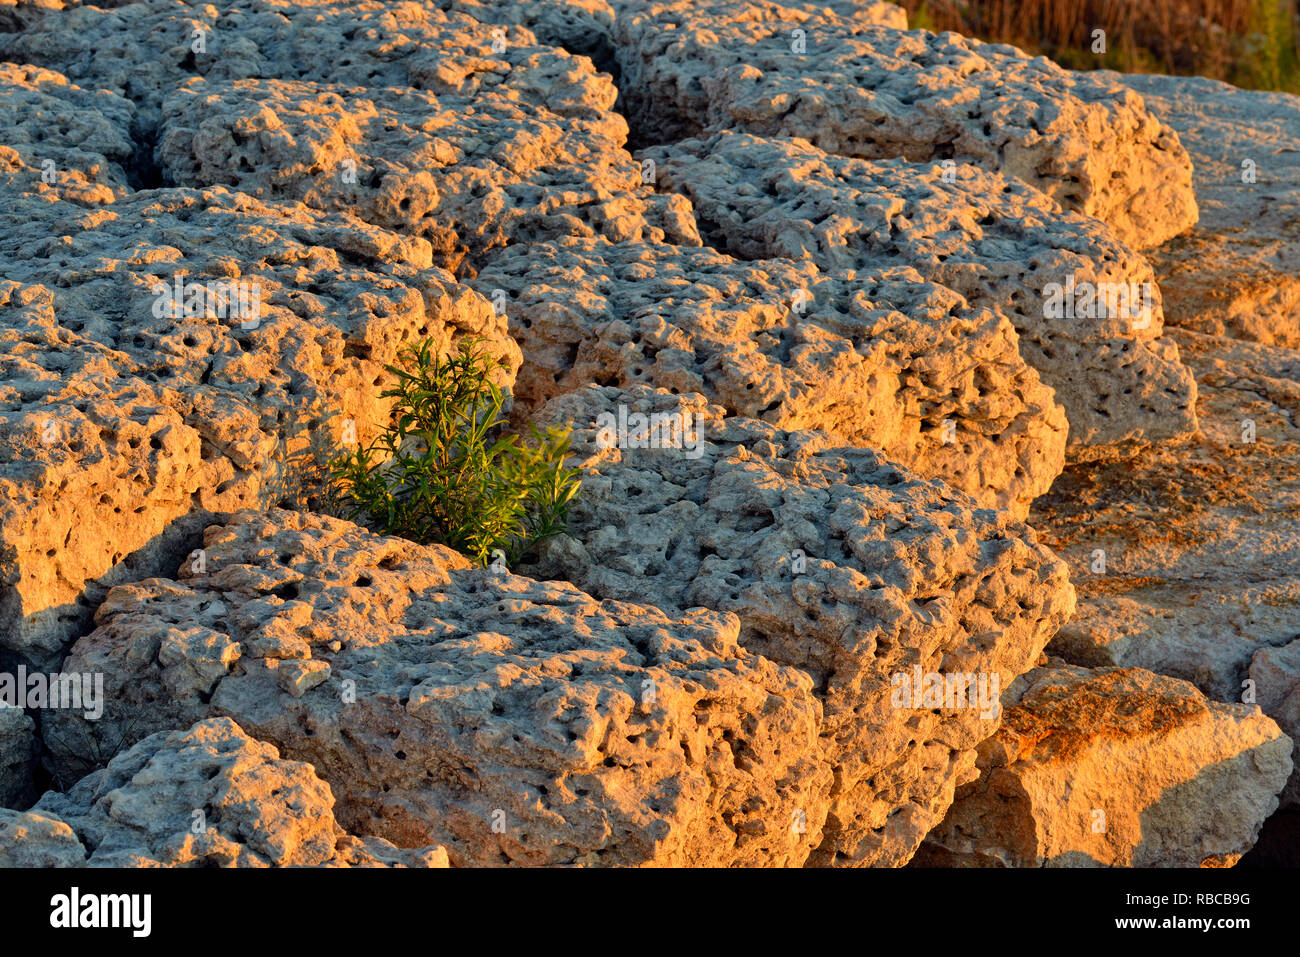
(3, 717), (449, 867)
(613, 1), (1197, 249)
(479, 236), (1067, 517)
(44, 509), (834, 867)
(917, 664), (1292, 867)
(524, 384), (1076, 865)
(644, 130), (1199, 455)
(0, 171), (516, 668)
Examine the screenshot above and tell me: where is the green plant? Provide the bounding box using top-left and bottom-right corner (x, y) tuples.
(329, 337), (581, 567)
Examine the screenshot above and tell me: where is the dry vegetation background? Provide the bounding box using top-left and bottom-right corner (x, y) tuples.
(900, 0), (1300, 91)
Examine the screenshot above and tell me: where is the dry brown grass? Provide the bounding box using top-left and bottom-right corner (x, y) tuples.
(900, 0), (1300, 91)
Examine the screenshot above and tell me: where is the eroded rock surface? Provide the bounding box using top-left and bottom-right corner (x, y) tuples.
(1123, 73), (1300, 348)
(1033, 330), (1300, 706)
(0, 0), (618, 141)
(645, 130), (1198, 454)
(1, 717), (449, 866)
(479, 236), (1067, 516)
(0, 61), (134, 197)
(157, 76), (669, 273)
(525, 384), (1076, 865)
(0, 169), (514, 667)
(614, 1), (1197, 248)
(917, 664), (1291, 867)
(45, 510), (834, 867)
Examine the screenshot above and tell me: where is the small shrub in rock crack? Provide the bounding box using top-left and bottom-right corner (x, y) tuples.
(329, 338), (580, 567)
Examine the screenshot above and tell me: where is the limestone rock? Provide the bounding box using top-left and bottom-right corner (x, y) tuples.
(440, 0), (619, 70)
(0, 61), (135, 197)
(917, 664), (1291, 867)
(0, 706), (36, 809)
(1122, 73), (1300, 348)
(0, 810), (86, 867)
(1249, 639), (1300, 807)
(0, 173), (516, 667)
(644, 131), (1198, 455)
(45, 510), (834, 867)
(1034, 330), (1300, 704)
(613, 2), (1196, 248)
(2, 717), (448, 866)
(524, 384), (1076, 865)
(478, 236), (1067, 517)
(0, 0), (619, 140)
(156, 76), (662, 273)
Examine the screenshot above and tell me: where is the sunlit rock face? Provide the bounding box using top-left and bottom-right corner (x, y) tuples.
(0, 717), (450, 867)
(612, 0), (1198, 250)
(45, 510), (835, 867)
(154, 76), (677, 275)
(523, 384), (1074, 865)
(917, 664), (1291, 868)
(478, 237), (1067, 518)
(641, 130), (1198, 457)
(0, 177), (514, 669)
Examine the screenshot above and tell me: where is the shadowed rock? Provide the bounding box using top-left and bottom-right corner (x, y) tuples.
(0, 707), (36, 809)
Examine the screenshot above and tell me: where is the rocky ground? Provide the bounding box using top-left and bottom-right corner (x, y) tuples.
(0, 0), (1294, 868)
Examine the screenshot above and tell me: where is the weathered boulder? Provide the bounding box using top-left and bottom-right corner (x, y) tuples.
(917, 664), (1291, 867)
(1121, 73), (1300, 348)
(644, 131), (1198, 455)
(478, 236), (1067, 517)
(0, 167), (515, 667)
(1, 717), (449, 866)
(156, 76), (683, 273)
(45, 510), (834, 867)
(0, 706), (36, 809)
(613, 1), (1197, 248)
(524, 384), (1076, 865)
